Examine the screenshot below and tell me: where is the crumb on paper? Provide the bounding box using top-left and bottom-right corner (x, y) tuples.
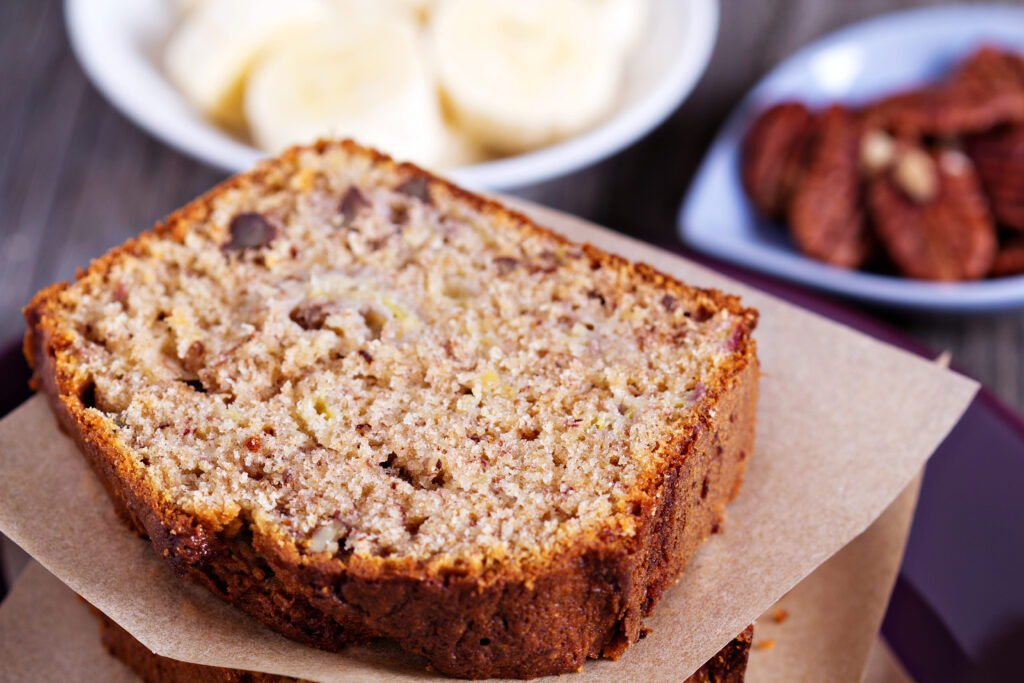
(772, 608), (789, 623)
(755, 638), (776, 651)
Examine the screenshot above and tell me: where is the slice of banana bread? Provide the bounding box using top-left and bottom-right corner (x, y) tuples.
(25, 140), (759, 679)
(87, 604), (753, 682)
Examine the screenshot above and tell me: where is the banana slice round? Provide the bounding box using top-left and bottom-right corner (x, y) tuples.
(437, 125), (487, 169)
(164, 0), (328, 131)
(244, 20), (446, 167)
(324, 0), (422, 23)
(432, 0), (623, 155)
(329, 0), (437, 23)
(391, 0), (438, 23)
(590, 0), (650, 56)
(170, 0), (205, 17)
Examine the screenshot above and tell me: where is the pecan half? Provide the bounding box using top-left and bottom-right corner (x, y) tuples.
(965, 124), (1024, 231)
(868, 147), (996, 280)
(741, 102), (816, 218)
(787, 106), (873, 268)
(991, 239), (1024, 277)
(865, 47), (1024, 137)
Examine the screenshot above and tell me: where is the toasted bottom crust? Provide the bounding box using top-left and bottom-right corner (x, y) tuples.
(88, 604), (298, 683)
(88, 604), (752, 683)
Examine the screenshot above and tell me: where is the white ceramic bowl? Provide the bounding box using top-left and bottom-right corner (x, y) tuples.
(64, 0), (718, 191)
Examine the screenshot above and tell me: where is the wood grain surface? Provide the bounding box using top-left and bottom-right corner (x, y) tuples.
(0, 0), (1020, 412)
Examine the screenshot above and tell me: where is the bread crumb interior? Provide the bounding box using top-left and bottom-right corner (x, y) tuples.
(56, 148), (746, 566)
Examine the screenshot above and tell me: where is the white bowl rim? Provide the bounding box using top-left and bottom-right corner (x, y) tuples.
(64, 0), (719, 191)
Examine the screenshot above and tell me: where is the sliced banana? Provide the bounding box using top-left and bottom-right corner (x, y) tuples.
(244, 19), (446, 167)
(437, 125), (487, 169)
(323, 0), (421, 23)
(164, 0), (328, 131)
(432, 0), (623, 155)
(332, 0), (437, 23)
(392, 0), (438, 23)
(589, 0), (650, 56)
(170, 0), (205, 17)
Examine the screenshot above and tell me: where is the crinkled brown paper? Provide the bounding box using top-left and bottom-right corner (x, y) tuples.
(0, 203), (976, 681)
(0, 475), (921, 683)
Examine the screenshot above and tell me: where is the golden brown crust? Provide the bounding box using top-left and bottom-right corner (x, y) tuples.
(88, 603), (752, 682)
(25, 140), (759, 679)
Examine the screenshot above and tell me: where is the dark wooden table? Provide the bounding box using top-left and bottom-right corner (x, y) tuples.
(1, 0), (1021, 412)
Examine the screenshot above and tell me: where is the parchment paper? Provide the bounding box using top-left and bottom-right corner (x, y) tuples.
(0, 205), (976, 681)
(0, 474), (921, 683)
(744, 475), (922, 682)
(863, 639), (914, 683)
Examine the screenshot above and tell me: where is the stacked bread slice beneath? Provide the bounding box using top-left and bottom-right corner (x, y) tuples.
(25, 140), (759, 679)
(87, 604), (753, 682)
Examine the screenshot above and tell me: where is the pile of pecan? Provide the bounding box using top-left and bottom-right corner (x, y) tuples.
(741, 47), (1024, 281)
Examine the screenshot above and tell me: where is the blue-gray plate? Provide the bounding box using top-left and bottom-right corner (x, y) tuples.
(678, 4), (1024, 312)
